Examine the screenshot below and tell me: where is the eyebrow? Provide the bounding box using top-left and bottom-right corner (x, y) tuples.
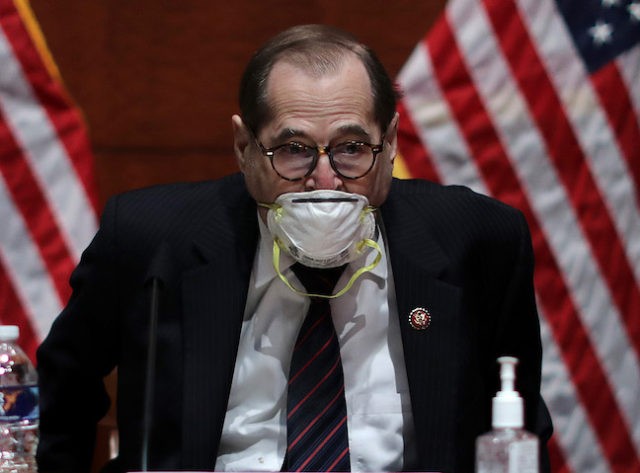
(271, 124), (373, 144)
(272, 128), (305, 143)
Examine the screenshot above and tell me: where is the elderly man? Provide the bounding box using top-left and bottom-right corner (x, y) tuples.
(37, 24), (552, 472)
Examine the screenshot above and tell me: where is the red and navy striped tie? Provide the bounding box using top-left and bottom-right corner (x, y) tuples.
(286, 263), (350, 472)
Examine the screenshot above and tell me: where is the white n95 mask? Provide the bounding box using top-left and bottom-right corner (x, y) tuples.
(259, 190), (382, 298)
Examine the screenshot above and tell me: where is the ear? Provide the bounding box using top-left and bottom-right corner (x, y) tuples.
(386, 112), (399, 164)
(232, 114), (252, 172)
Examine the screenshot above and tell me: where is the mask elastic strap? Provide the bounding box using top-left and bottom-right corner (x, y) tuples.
(272, 239), (382, 299)
(258, 201), (283, 219)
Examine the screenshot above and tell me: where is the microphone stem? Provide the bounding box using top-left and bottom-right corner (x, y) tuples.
(141, 277), (160, 471)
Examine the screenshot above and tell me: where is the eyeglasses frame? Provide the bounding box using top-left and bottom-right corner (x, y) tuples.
(253, 132), (386, 182)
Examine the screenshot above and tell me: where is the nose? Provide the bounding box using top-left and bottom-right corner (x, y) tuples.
(306, 150), (341, 190)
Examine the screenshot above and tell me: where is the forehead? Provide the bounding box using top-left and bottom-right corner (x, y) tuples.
(262, 55), (376, 139)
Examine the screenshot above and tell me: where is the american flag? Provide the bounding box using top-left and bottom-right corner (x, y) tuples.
(0, 0), (98, 362)
(395, 0), (640, 471)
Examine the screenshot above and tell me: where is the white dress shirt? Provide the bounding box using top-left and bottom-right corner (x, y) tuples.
(214, 216), (415, 471)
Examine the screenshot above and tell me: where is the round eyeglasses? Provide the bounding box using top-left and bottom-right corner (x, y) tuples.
(255, 136), (385, 181)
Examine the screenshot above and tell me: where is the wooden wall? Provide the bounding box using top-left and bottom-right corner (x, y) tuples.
(30, 0), (446, 210)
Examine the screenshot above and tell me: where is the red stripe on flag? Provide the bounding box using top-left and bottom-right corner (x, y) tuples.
(591, 61), (640, 205)
(396, 99), (441, 182)
(485, 0), (640, 375)
(0, 0), (99, 213)
(547, 434), (571, 473)
(0, 111), (74, 305)
(0, 258), (39, 362)
(427, 13), (640, 472)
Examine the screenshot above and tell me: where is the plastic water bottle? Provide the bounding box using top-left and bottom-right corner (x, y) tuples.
(0, 326), (38, 472)
(475, 357), (538, 473)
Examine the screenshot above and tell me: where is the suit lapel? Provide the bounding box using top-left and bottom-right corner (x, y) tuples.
(180, 188), (258, 470)
(381, 184), (464, 470)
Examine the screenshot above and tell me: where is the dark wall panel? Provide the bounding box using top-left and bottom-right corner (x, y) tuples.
(31, 1), (446, 208)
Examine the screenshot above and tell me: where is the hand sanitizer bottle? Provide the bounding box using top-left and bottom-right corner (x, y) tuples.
(475, 356), (538, 473)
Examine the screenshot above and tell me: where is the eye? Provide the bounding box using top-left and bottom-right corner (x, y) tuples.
(336, 142), (367, 156)
(282, 142), (309, 155)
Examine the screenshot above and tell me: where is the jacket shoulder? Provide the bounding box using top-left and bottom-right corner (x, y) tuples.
(385, 178), (529, 247)
(97, 173), (254, 258)
(388, 178), (522, 218)
(107, 173), (246, 214)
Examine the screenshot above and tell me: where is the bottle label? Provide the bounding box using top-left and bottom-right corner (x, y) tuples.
(508, 438), (538, 473)
(0, 385), (39, 422)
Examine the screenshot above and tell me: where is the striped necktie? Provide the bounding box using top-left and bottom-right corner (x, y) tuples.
(285, 263), (350, 472)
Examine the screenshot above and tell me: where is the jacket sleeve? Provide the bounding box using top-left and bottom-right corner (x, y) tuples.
(36, 197), (121, 473)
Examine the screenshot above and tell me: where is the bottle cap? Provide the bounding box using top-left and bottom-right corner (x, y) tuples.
(0, 325), (19, 341)
(492, 356), (524, 428)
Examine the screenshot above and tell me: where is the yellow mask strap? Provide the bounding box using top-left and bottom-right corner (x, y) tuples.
(258, 201), (283, 219)
(272, 239), (382, 299)
(361, 205), (375, 222)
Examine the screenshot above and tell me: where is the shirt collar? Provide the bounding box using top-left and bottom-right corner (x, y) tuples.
(255, 215), (295, 288)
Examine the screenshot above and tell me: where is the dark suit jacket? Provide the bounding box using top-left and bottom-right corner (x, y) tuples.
(36, 173), (552, 473)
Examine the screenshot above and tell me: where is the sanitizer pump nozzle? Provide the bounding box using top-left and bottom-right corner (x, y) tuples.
(492, 356), (523, 429)
(476, 356), (539, 473)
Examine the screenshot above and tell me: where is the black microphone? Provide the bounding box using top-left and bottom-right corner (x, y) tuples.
(140, 242), (173, 472)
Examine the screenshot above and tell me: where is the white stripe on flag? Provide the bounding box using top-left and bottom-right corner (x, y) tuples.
(617, 46), (640, 119)
(0, 25), (97, 262)
(517, 0), (640, 286)
(539, 308), (610, 473)
(397, 43), (489, 195)
(449, 0), (640, 457)
(0, 176), (63, 341)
